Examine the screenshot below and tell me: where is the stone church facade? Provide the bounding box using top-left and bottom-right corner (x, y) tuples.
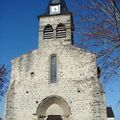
(4, 0), (107, 120)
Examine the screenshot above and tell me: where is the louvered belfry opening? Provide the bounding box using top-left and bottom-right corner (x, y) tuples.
(56, 24), (66, 38)
(43, 25), (53, 39)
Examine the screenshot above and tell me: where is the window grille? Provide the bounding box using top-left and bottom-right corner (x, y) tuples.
(43, 25), (53, 39)
(56, 24), (66, 38)
(50, 55), (57, 83)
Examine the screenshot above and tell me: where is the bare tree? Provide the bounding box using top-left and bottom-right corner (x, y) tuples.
(72, 0), (120, 80)
(0, 64), (8, 100)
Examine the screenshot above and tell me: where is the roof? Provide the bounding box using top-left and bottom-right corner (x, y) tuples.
(107, 107), (115, 118)
(41, 0), (70, 16)
(50, 0), (61, 4)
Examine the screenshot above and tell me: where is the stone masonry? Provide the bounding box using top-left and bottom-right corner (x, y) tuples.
(4, 0), (107, 120)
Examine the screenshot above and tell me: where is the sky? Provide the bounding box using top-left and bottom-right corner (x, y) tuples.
(0, 0), (120, 119)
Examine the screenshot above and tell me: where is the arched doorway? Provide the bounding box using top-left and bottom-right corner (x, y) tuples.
(36, 95), (71, 120)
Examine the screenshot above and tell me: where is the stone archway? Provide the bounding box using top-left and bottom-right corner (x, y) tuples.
(36, 95), (71, 120)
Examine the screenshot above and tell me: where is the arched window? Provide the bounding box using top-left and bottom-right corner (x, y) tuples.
(50, 55), (57, 83)
(56, 24), (66, 38)
(43, 25), (53, 39)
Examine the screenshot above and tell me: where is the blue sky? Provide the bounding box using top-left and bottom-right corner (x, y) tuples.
(0, 0), (120, 119)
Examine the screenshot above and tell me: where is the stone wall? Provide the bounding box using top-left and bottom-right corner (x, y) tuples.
(5, 42), (107, 120)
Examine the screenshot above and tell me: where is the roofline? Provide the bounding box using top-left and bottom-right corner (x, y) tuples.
(50, 3), (61, 5)
(37, 12), (72, 20)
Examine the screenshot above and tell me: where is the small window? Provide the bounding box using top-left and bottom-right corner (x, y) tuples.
(43, 25), (53, 39)
(30, 72), (35, 77)
(56, 24), (66, 38)
(50, 55), (57, 83)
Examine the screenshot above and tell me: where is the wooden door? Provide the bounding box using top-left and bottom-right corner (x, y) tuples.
(47, 115), (62, 120)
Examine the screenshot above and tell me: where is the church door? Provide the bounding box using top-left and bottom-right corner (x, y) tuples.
(47, 115), (62, 120)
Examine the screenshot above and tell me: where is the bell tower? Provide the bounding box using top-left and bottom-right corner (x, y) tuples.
(38, 0), (74, 48)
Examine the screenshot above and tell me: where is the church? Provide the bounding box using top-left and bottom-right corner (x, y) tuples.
(4, 0), (113, 120)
